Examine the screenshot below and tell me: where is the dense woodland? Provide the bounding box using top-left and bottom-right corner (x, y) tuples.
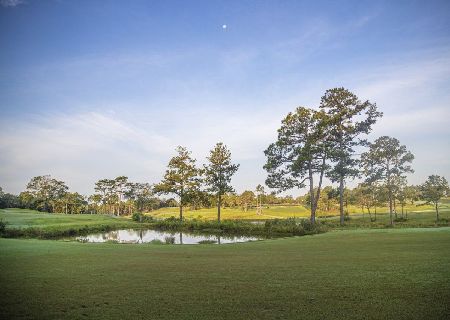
(1, 88), (448, 224)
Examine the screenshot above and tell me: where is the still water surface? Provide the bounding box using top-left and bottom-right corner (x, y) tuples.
(77, 229), (261, 244)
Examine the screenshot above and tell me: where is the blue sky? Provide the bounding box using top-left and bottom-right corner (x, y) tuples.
(1, 0), (449, 195)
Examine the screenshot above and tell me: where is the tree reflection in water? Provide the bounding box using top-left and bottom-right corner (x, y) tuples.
(78, 229), (261, 245)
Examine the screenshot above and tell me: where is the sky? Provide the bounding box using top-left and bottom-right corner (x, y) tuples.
(0, 0), (449, 196)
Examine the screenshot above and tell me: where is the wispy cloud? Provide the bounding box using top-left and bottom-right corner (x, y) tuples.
(0, 108), (280, 194)
(0, 0), (24, 7)
(0, 112), (171, 194)
(354, 53), (450, 105)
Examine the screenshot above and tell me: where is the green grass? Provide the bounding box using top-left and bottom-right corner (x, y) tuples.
(0, 208), (143, 238)
(0, 208), (136, 229)
(2, 207), (448, 240)
(1, 228), (449, 319)
(147, 201), (447, 220)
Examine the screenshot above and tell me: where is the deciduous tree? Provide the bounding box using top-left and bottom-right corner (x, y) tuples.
(26, 175), (68, 213)
(238, 191), (255, 212)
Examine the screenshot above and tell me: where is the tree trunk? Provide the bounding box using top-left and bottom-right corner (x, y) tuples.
(435, 203), (439, 222)
(179, 204), (183, 220)
(386, 163), (393, 225)
(217, 193), (221, 223)
(311, 156), (326, 224)
(394, 198), (397, 219)
(388, 187), (393, 226)
(308, 167), (316, 224)
(339, 175), (344, 225)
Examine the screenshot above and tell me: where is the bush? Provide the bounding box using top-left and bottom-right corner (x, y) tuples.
(147, 217), (325, 237)
(198, 240), (217, 244)
(394, 217), (408, 222)
(132, 212), (142, 221)
(436, 218), (449, 226)
(164, 236), (175, 244)
(132, 212), (154, 223)
(0, 219), (6, 234)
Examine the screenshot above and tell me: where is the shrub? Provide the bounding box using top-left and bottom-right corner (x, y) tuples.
(132, 212), (154, 223)
(132, 212), (142, 222)
(164, 236), (176, 244)
(0, 219), (6, 234)
(198, 240), (217, 244)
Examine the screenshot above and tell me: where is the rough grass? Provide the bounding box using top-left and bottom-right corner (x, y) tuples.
(1, 228), (449, 319)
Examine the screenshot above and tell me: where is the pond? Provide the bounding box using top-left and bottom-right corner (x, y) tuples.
(77, 229), (262, 245)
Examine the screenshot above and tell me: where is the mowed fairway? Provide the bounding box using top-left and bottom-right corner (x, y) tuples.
(146, 202), (445, 220)
(0, 208), (136, 229)
(1, 228), (449, 320)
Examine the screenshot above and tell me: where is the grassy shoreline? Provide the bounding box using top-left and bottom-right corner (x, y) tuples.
(2, 207), (449, 240)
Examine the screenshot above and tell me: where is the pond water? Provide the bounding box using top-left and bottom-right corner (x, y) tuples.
(77, 229), (262, 245)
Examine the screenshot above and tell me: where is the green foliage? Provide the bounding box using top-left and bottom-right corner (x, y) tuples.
(420, 175), (450, 220)
(320, 88), (382, 182)
(132, 212), (154, 222)
(148, 217), (324, 237)
(0, 187), (21, 209)
(154, 146), (202, 219)
(0, 218), (6, 234)
(149, 239), (164, 245)
(361, 136), (414, 225)
(164, 236), (176, 244)
(203, 142), (239, 222)
(420, 175), (449, 205)
(203, 142), (239, 196)
(238, 190), (255, 211)
(24, 175), (69, 212)
(264, 106), (330, 223)
(361, 136), (414, 184)
(198, 239), (217, 244)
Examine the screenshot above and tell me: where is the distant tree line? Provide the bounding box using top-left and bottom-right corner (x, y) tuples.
(0, 178), (301, 216)
(1, 88), (448, 224)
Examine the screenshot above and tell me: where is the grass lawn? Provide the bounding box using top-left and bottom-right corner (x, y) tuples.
(0, 208), (139, 230)
(1, 228), (449, 319)
(146, 201), (448, 221)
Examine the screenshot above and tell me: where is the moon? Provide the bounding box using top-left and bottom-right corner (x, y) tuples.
(222, 24), (227, 30)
